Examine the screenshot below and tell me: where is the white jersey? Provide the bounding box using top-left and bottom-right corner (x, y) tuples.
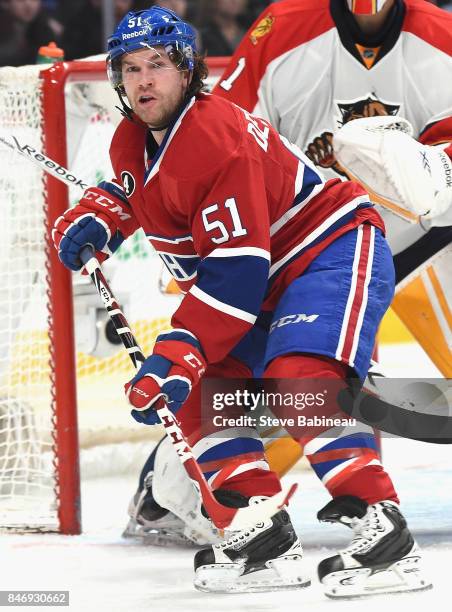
(214, 0), (452, 255)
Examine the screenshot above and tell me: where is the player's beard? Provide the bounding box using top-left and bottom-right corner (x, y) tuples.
(133, 85), (187, 131)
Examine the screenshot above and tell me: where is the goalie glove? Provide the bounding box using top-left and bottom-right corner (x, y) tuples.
(125, 330), (206, 425)
(52, 184), (136, 271)
(333, 116), (452, 224)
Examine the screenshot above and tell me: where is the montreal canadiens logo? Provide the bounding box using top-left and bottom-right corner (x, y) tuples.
(121, 171), (136, 197)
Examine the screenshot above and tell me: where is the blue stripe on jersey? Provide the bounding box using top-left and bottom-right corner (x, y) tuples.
(197, 437), (264, 464)
(196, 255), (269, 317)
(109, 230), (125, 253)
(293, 164), (323, 207)
(159, 253), (200, 281)
(144, 96), (194, 185)
(311, 458), (346, 480)
(97, 180), (130, 206)
(279, 133), (324, 201)
(203, 470), (219, 480)
(317, 432), (378, 453)
(204, 470), (218, 480)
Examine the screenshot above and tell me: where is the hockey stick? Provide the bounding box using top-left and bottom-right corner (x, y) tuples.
(0, 134), (88, 191)
(79, 246), (298, 530)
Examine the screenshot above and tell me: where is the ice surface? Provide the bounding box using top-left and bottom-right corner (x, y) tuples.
(1, 342), (451, 611)
(1, 453), (451, 612)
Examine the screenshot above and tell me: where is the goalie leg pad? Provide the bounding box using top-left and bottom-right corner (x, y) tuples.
(122, 490), (196, 548)
(392, 244), (452, 377)
(150, 436), (221, 545)
(123, 436), (220, 546)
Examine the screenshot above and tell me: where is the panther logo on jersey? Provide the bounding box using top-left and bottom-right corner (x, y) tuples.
(337, 96), (399, 124)
(305, 94), (400, 178)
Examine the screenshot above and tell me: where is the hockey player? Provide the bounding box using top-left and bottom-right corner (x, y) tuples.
(52, 6), (430, 596)
(124, 0), (452, 589)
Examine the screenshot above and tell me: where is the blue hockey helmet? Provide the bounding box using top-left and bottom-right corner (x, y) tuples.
(107, 6), (197, 92)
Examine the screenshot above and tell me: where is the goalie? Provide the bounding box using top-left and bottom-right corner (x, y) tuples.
(215, 0), (452, 379)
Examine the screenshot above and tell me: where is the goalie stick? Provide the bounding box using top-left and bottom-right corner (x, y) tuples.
(79, 246), (298, 530)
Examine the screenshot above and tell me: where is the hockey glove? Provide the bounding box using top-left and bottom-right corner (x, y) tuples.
(125, 330), (206, 425)
(52, 184), (135, 271)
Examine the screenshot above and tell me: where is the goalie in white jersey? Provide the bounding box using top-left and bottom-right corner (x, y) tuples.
(215, 0), (452, 379)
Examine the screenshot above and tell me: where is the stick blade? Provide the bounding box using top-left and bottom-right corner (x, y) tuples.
(226, 482), (298, 531)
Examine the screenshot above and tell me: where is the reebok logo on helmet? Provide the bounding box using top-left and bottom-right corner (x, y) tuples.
(122, 29), (147, 40)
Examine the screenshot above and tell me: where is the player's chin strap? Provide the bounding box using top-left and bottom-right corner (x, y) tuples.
(114, 88), (135, 122)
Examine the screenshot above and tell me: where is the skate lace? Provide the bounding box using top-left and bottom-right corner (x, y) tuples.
(345, 505), (386, 553)
(214, 496), (268, 549)
(215, 523), (264, 549)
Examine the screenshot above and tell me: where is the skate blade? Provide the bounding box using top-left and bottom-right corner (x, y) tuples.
(322, 555), (433, 599)
(194, 555), (311, 594)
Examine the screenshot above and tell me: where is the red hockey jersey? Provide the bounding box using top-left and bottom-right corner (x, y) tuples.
(105, 93), (383, 363)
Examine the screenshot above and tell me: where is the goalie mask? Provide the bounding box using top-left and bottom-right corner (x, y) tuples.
(106, 6), (197, 120)
(346, 0), (389, 14)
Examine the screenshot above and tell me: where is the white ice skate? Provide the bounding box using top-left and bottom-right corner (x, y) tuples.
(194, 495), (310, 593)
(317, 496), (432, 598)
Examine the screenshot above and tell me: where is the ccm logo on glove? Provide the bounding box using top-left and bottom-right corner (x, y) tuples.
(52, 185), (138, 271)
(83, 189), (132, 221)
(184, 352), (206, 376)
(131, 386), (151, 398)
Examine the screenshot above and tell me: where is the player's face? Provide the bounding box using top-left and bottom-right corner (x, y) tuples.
(121, 47), (190, 129)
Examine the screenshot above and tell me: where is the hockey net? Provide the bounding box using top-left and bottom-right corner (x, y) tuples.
(0, 56), (228, 534)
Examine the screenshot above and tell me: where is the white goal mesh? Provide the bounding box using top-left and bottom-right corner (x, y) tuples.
(0, 65), (56, 530)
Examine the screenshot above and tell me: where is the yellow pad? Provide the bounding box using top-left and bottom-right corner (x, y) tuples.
(264, 436), (303, 477)
(392, 261), (452, 377)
